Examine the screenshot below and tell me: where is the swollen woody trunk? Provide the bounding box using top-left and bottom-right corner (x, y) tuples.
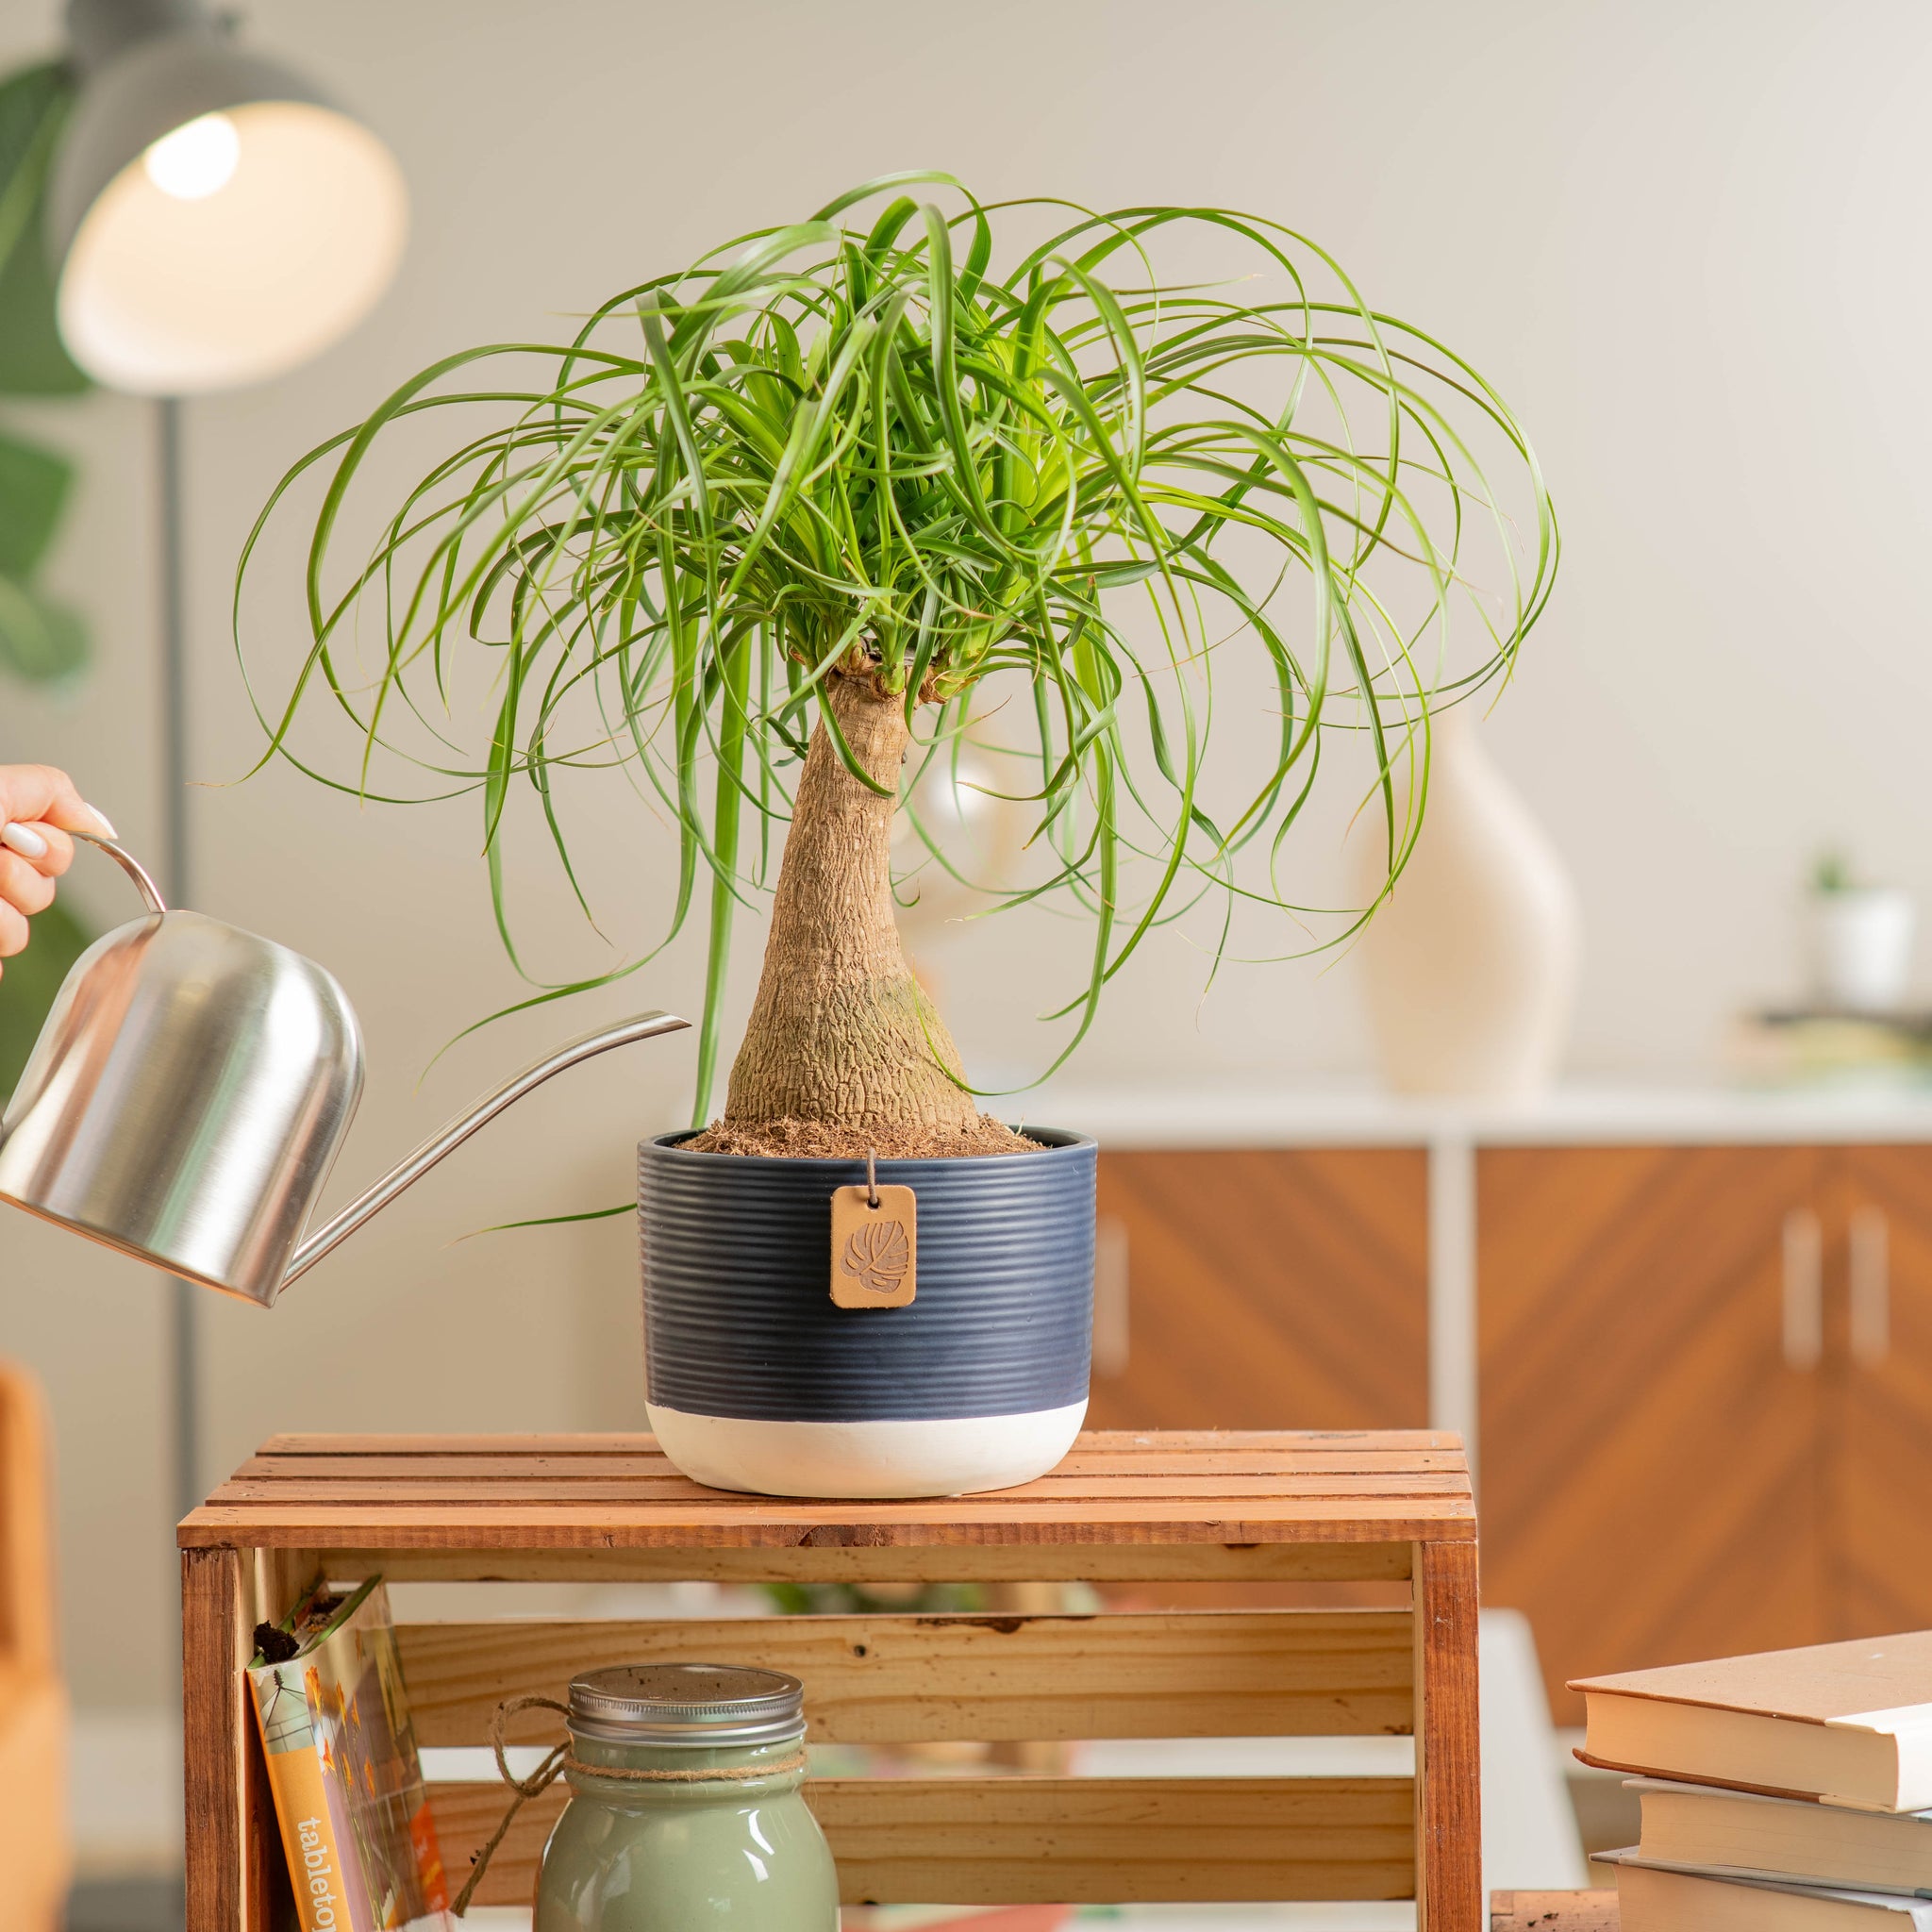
(723, 675), (982, 1139)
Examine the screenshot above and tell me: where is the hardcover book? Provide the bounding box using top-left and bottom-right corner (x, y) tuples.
(1572, 1630), (1932, 1810)
(1597, 1848), (1932, 1928)
(1632, 1776), (1932, 1893)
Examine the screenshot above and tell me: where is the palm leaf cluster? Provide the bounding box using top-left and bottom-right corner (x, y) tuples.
(238, 171), (1557, 1115)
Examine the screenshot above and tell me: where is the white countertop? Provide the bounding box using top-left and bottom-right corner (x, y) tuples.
(1021, 1077), (1932, 1148)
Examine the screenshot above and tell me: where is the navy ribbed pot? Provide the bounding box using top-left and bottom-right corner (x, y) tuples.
(639, 1128), (1095, 1497)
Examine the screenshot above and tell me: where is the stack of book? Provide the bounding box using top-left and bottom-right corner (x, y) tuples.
(1729, 1008), (1932, 1086)
(1574, 1631), (1932, 1926)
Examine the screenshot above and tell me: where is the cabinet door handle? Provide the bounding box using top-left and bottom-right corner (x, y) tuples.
(1783, 1208), (1824, 1371)
(1851, 1205), (1890, 1369)
(1093, 1214), (1130, 1379)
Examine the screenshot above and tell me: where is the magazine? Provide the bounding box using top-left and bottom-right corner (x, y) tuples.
(246, 1575), (452, 1932)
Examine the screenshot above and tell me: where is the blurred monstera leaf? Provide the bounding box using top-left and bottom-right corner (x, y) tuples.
(0, 571), (86, 682)
(0, 59), (91, 686)
(0, 62), (87, 396)
(0, 430), (83, 679)
(0, 427), (72, 575)
(0, 57), (95, 1068)
(0, 894), (90, 1101)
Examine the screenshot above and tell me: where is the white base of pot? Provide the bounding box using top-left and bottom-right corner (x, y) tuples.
(646, 1399), (1089, 1499)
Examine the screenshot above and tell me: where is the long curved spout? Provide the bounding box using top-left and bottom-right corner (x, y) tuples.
(283, 1010), (690, 1288)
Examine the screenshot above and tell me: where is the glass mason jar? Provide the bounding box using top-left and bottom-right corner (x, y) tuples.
(533, 1662), (838, 1930)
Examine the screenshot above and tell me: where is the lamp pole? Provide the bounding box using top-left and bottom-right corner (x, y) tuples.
(157, 394), (199, 1527)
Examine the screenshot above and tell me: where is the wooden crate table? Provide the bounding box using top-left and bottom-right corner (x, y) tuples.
(179, 1428), (1479, 1928)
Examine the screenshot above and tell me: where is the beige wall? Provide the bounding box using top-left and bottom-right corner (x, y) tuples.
(4, 0), (1931, 1715)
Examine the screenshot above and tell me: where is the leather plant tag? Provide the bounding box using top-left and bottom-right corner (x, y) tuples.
(830, 1183), (918, 1307)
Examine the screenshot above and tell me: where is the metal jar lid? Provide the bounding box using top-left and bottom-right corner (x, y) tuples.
(566, 1663), (807, 1748)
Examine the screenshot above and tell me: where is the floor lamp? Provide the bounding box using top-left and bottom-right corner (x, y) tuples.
(44, 0), (408, 1523)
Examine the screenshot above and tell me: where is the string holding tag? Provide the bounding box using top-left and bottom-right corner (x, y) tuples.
(866, 1147), (878, 1208)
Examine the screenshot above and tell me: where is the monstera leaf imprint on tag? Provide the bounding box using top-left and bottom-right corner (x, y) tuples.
(841, 1218), (910, 1296)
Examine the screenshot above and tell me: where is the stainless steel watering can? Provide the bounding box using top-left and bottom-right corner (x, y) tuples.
(0, 833), (688, 1306)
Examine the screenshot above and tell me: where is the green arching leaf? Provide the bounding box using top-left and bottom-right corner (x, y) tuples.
(454, 1200), (634, 1241)
(691, 623), (756, 1125)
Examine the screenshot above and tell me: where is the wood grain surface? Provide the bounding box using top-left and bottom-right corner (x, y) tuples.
(296, 1539), (1421, 1586)
(180, 1430), (1474, 1555)
(181, 1547), (259, 1932)
(1416, 1538), (1482, 1931)
(398, 1606), (1414, 1745)
(1087, 1150), (1429, 1430)
(431, 1774), (1418, 1907)
(1490, 1890), (1619, 1930)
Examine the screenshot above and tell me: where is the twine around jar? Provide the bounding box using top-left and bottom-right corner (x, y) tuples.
(451, 1693), (810, 1916)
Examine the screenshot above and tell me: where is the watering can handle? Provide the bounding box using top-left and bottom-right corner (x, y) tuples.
(67, 829), (169, 914)
(281, 1009), (691, 1291)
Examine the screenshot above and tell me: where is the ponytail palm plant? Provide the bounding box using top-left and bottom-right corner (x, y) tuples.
(238, 173), (1555, 1155)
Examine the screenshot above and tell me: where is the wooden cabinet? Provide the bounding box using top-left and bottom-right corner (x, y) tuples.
(1480, 1142), (1932, 1724)
(1086, 1148), (1428, 1430)
(1063, 1115), (1932, 1719)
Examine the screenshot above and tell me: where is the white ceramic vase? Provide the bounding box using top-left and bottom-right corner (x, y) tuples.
(1352, 711), (1580, 1102)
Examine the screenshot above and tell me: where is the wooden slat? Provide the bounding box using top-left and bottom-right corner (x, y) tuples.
(308, 1539), (1416, 1585)
(207, 1473), (1472, 1507)
(260, 1428), (1463, 1456)
(1491, 1891), (1619, 1930)
(180, 1509), (1471, 1554)
(182, 1546), (271, 1932)
(398, 1607), (1413, 1746)
(193, 1431), (1472, 1557)
(237, 1447), (1471, 1481)
(181, 1490), (1472, 1549)
(430, 1774), (1417, 1907)
(1415, 1537), (1482, 1932)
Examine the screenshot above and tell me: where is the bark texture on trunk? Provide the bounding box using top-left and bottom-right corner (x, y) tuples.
(723, 674), (982, 1135)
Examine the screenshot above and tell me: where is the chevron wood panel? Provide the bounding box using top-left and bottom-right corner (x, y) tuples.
(1479, 1146), (1827, 1724)
(1086, 1149), (1428, 1431)
(1827, 1144), (1932, 1638)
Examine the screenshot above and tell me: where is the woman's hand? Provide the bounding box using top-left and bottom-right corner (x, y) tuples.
(0, 765), (115, 978)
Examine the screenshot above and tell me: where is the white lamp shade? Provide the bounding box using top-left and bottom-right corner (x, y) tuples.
(57, 99), (406, 395)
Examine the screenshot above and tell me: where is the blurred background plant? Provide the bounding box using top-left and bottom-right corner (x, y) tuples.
(0, 56), (95, 1096)
(0, 58), (91, 677)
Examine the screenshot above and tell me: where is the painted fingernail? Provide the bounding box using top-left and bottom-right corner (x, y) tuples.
(0, 822), (48, 859)
(83, 803), (117, 838)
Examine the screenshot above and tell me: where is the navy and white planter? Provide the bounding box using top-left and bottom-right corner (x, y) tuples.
(639, 1129), (1095, 1498)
